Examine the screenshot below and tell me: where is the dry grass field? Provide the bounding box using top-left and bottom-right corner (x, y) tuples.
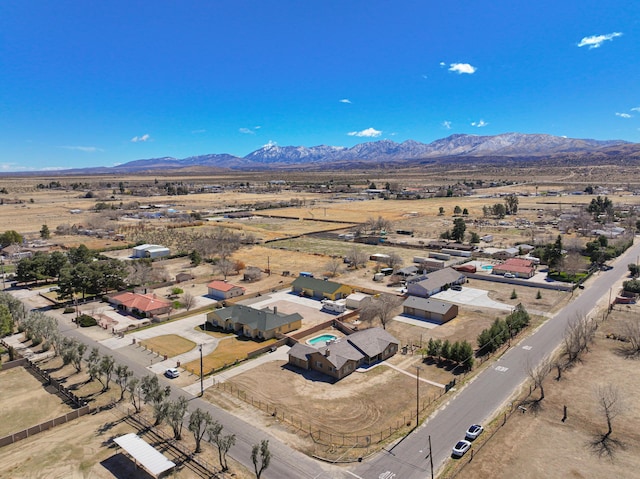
(0, 367), (73, 437)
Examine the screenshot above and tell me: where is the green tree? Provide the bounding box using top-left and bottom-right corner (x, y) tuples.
(462, 208), (469, 216)
(628, 264), (640, 278)
(208, 421), (235, 471)
(39, 224), (50, 239)
(438, 207), (445, 216)
(505, 195), (519, 215)
(453, 205), (462, 215)
(451, 218), (466, 242)
(469, 232), (480, 243)
(189, 408), (214, 453)
(0, 230), (22, 247)
(251, 440), (271, 479)
(0, 304), (13, 336)
(167, 396), (189, 440)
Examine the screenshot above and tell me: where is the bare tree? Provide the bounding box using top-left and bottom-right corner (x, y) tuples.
(563, 313), (597, 364)
(360, 293), (403, 329)
(251, 439), (271, 479)
(348, 247), (368, 269)
(324, 257), (342, 277)
(217, 259), (236, 280)
(182, 291), (196, 311)
(590, 384), (624, 458)
(526, 355), (552, 402)
(384, 252), (403, 271)
(620, 320), (640, 358)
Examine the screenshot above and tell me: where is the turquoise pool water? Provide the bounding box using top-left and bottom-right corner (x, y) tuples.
(308, 334), (337, 346)
(481, 265), (493, 271)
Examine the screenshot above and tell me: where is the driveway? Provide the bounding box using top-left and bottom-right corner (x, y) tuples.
(432, 286), (513, 311)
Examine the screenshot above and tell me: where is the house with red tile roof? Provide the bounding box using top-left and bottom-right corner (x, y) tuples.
(108, 292), (173, 318)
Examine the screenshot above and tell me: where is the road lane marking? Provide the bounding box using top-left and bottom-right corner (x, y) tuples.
(495, 366), (509, 372)
(522, 345), (532, 350)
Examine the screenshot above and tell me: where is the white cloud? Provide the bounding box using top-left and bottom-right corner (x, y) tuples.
(339, 99), (352, 104)
(439, 62), (446, 67)
(631, 107), (640, 112)
(578, 32), (622, 49)
(471, 120), (488, 127)
(449, 63), (477, 74)
(60, 145), (103, 152)
(347, 127), (382, 138)
(239, 128), (255, 135)
(442, 121), (452, 129)
(130, 134), (150, 143)
(616, 112), (632, 118)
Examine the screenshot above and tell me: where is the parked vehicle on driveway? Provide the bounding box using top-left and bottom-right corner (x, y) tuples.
(165, 368), (180, 379)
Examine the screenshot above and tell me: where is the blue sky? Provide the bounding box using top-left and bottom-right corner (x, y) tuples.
(1, 1), (638, 171)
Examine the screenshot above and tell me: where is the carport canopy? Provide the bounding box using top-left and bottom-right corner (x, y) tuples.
(114, 433), (176, 477)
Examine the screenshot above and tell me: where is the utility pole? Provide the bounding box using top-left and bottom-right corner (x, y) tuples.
(415, 365), (423, 428)
(199, 344), (204, 397)
(428, 435), (434, 479)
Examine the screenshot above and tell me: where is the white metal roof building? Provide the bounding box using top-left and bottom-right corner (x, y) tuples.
(113, 433), (176, 478)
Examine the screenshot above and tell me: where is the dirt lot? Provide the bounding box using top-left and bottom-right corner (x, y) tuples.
(0, 367), (73, 437)
(442, 303), (640, 479)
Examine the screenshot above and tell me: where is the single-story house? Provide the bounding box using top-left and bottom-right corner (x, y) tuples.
(109, 292), (173, 318)
(207, 280), (246, 300)
(396, 265), (419, 277)
(493, 258), (536, 278)
(291, 276), (353, 301)
(206, 304), (302, 340)
(345, 292), (372, 310)
(133, 244), (170, 259)
(406, 268), (466, 298)
(1, 244), (32, 261)
(402, 296), (458, 323)
(288, 327), (399, 380)
(492, 248), (520, 260)
(175, 272), (194, 283)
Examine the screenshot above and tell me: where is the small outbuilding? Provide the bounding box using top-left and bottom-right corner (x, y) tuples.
(133, 244), (170, 259)
(207, 280), (246, 300)
(402, 296), (458, 323)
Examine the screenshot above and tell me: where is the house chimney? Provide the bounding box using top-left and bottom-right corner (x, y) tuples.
(325, 347), (330, 357)
(273, 306), (277, 315)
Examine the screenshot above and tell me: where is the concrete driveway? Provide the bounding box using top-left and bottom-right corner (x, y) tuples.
(432, 286), (513, 311)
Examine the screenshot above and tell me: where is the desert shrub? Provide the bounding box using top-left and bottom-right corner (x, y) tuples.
(77, 314), (97, 327)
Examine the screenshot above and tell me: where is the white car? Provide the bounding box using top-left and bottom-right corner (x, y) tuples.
(165, 367), (180, 379)
(504, 273), (515, 278)
(452, 439), (472, 457)
(465, 424), (484, 440)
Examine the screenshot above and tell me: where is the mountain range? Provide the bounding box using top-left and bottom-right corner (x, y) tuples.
(54, 133), (640, 174)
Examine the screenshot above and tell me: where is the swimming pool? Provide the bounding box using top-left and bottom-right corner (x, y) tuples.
(481, 265), (493, 271)
(307, 334), (337, 346)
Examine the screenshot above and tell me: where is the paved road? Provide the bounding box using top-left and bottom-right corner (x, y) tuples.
(353, 238), (640, 479)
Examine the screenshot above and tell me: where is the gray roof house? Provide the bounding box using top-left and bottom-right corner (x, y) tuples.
(207, 304), (302, 340)
(288, 327), (399, 380)
(402, 296), (458, 323)
(406, 267), (466, 298)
